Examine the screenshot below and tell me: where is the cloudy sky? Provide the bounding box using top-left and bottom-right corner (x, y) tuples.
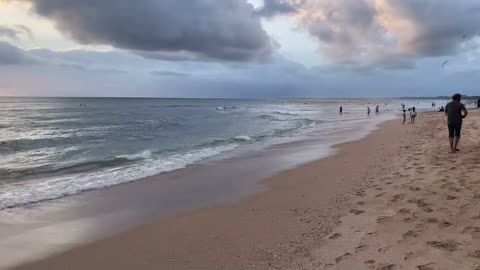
(1, 0), (480, 98)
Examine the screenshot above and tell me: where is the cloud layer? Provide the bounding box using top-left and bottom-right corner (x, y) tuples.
(261, 0), (480, 68)
(256, 0), (304, 17)
(0, 24), (33, 41)
(18, 0), (274, 62)
(0, 41), (32, 64)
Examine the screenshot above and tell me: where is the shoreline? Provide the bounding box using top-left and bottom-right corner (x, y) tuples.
(0, 112), (396, 269)
(8, 115), (411, 270)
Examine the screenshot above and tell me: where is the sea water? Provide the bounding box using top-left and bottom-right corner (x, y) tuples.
(0, 97), (449, 209)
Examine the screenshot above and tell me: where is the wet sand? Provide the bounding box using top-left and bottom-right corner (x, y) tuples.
(0, 127), (351, 269)
(11, 115), (410, 270)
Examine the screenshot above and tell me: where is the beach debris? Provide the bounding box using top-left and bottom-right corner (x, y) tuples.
(441, 60), (449, 68)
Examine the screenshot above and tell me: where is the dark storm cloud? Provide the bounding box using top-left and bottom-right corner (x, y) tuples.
(0, 41), (32, 65)
(262, 0), (480, 68)
(386, 0), (480, 57)
(59, 62), (128, 74)
(150, 71), (191, 78)
(0, 24), (33, 40)
(20, 0), (274, 62)
(256, 0), (304, 17)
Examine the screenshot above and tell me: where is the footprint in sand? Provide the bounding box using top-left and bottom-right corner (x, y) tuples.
(426, 240), (459, 252)
(355, 190), (366, 197)
(398, 208), (411, 214)
(404, 217), (415, 223)
(377, 216), (394, 223)
(421, 206), (433, 213)
(463, 227), (480, 239)
(404, 251), (424, 261)
(446, 195), (457, 200)
(417, 263), (436, 270)
(328, 233), (342, 239)
(409, 186), (421, 191)
(350, 209), (365, 215)
(335, 252), (352, 264)
(324, 263), (335, 269)
(402, 230), (420, 240)
(469, 250), (480, 258)
(364, 260), (376, 269)
(390, 194), (406, 204)
(426, 217), (438, 223)
(438, 220), (453, 228)
(355, 245), (368, 253)
(377, 264), (397, 270)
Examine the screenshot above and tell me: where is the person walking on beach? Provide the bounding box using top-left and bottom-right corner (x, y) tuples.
(445, 93), (468, 153)
(403, 110), (407, 125)
(410, 107), (417, 124)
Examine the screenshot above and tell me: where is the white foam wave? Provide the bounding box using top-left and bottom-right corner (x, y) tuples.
(233, 135), (252, 142)
(0, 144), (239, 209)
(116, 150), (152, 160)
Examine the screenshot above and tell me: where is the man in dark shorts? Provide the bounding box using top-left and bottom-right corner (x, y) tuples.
(445, 93), (468, 153)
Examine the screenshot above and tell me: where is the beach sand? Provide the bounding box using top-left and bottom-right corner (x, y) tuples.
(13, 111), (480, 270)
(304, 110), (480, 270)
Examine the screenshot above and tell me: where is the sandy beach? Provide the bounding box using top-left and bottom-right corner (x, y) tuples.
(12, 110), (480, 270)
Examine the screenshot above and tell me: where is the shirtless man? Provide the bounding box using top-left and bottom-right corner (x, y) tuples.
(445, 93), (468, 153)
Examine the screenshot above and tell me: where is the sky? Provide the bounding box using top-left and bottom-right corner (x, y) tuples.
(1, 0), (480, 98)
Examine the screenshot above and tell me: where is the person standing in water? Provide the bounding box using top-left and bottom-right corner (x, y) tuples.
(367, 107), (371, 116)
(445, 93), (468, 153)
(339, 106), (343, 114)
(403, 110), (407, 125)
(375, 105), (380, 115)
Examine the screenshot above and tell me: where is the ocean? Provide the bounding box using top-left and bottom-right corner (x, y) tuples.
(0, 97), (450, 209)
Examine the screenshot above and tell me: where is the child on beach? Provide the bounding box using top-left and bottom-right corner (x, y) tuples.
(410, 107), (417, 124)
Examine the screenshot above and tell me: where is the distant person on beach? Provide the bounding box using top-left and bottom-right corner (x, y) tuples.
(339, 106), (343, 114)
(402, 103), (405, 110)
(403, 110), (407, 125)
(410, 107), (417, 124)
(445, 93), (468, 153)
(367, 107), (371, 116)
(375, 105), (380, 115)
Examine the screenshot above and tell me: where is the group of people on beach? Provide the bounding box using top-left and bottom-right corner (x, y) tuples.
(339, 94), (469, 154)
(365, 105), (380, 116)
(404, 94), (468, 154)
(401, 103), (417, 125)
